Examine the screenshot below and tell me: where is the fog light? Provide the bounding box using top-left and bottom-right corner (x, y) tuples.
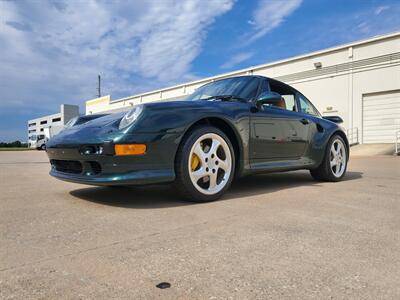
(80, 145), (103, 155)
(114, 144), (146, 156)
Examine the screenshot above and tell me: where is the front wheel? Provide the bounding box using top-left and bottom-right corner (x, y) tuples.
(174, 126), (235, 202)
(310, 135), (348, 182)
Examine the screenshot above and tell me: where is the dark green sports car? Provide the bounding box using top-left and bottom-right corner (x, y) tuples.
(47, 75), (349, 202)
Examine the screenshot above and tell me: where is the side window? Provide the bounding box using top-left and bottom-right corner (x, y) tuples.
(281, 95), (296, 111)
(267, 80), (297, 112)
(297, 94), (320, 116)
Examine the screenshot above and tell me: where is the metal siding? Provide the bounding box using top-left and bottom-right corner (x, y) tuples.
(362, 91), (400, 143)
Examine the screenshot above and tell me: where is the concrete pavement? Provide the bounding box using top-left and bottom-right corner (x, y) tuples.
(0, 151), (399, 299)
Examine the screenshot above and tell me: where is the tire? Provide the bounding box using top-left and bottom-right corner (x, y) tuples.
(174, 126), (235, 202)
(310, 134), (348, 182)
(40, 144), (46, 151)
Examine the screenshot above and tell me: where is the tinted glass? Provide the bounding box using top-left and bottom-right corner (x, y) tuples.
(281, 95), (296, 111)
(187, 77), (259, 101)
(267, 79), (297, 111)
(75, 117), (93, 125)
(298, 94), (320, 116)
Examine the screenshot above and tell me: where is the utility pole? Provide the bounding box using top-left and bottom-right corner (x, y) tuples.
(97, 74), (101, 98)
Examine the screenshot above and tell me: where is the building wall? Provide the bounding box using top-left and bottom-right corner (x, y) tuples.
(27, 104), (79, 140)
(85, 32), (400, 144)
(61, 104), (79, 125)
(85, 95), (111, 115)
(28, 112), (62, 138)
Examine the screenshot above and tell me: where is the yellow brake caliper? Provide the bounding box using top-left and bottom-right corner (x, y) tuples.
(191, 153), (200, 171)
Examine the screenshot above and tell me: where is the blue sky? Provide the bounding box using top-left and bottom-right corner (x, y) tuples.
(1, 0), (400, 141)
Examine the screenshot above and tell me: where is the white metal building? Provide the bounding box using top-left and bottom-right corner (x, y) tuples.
(86, 32), (400, 144)
(27, 104), (79, 141)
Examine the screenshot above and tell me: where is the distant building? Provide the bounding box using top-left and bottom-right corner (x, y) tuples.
(85, 32), (400, 144)
(27, 104), (79, 141)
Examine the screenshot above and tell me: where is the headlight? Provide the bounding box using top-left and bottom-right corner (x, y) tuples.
(119, 105), (143, 130)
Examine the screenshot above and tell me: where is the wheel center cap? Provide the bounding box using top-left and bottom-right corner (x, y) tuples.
(208, 159), (216, 169)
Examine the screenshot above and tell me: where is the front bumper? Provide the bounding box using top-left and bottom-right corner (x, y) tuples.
(49, 168), (174, 186)
(46, 136), (179, 186)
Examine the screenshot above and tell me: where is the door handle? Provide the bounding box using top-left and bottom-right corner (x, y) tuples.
(300, 118), (309, 125)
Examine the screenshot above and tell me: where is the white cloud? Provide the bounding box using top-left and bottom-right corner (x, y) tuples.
(375, 5), (389, 15)
(221, 52), (255, 69)
(0, 0), (234, 114)
(247, 0), (302, 43)
(222, 0), (302, 73)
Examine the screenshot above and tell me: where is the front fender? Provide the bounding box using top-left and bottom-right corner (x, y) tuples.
(130, 100), (252, 176)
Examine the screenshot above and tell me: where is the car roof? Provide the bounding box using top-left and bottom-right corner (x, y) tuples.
(213, 75), (268, 81)
(211, 75), (295, 90)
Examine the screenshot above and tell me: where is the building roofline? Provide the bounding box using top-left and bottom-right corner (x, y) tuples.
(107, 31), (400, 104)
(28, 112), (61, 123)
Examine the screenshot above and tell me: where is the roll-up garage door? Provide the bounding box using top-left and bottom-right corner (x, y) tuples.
(362, 91), (400, 143)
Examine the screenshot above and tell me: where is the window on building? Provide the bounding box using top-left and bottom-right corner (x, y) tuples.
(40, 128), (44, 132)
(40, 120), (47, 125)
(28, 129), (36, 133)
(52, 117), (61, 122)
(28, 122), (36, 127)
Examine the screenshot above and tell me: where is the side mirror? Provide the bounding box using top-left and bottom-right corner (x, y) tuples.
(256, 91), (282, 107)
(323, 116), (343, 124)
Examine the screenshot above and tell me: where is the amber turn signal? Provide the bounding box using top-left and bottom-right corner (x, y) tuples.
(114, 144), (147, 156)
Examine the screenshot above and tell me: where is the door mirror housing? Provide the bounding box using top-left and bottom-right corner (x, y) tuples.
(323, 116), (343, 124)
(256, 91), (282, 107)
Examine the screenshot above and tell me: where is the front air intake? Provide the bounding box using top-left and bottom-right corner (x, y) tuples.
(88, 161), (102, 175)
(51, 160), (83, 174)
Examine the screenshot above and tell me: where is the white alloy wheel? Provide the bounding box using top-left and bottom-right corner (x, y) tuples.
(330, 138), (347, 178)
(188, 133), (232, 195)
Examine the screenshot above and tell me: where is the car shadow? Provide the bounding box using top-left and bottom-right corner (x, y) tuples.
(227, 170), (363, 200)
(69, 185), (191, 209)
(69, 170), (363, 209)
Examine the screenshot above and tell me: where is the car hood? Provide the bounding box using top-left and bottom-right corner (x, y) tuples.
(47, 112), (125, 147)
(46, 99), (246, 147)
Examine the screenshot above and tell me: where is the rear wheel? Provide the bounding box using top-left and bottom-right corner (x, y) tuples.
(174, 126), (235, 202)
(310, 134), (348, 182)
(40, 144), (46, 151)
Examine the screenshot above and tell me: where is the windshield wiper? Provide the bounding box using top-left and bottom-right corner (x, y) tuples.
(202, 95), (248, 103)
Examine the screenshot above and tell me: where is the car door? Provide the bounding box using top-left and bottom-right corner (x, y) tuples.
(250, 79), (312, 161)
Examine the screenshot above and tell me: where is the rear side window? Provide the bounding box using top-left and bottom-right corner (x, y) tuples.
(297, 94), (320, 116)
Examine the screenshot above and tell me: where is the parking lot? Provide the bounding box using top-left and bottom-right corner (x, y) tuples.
(0, 151), (399, 299)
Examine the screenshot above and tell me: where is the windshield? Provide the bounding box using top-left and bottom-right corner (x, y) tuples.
(75, 114), (107, 125)
(75, 116), (93, 126)
(65, 117), (78, 127)
(65, 114), (108, 128)
(186, 77), (259, 102)
(29, 135), (37, 141)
